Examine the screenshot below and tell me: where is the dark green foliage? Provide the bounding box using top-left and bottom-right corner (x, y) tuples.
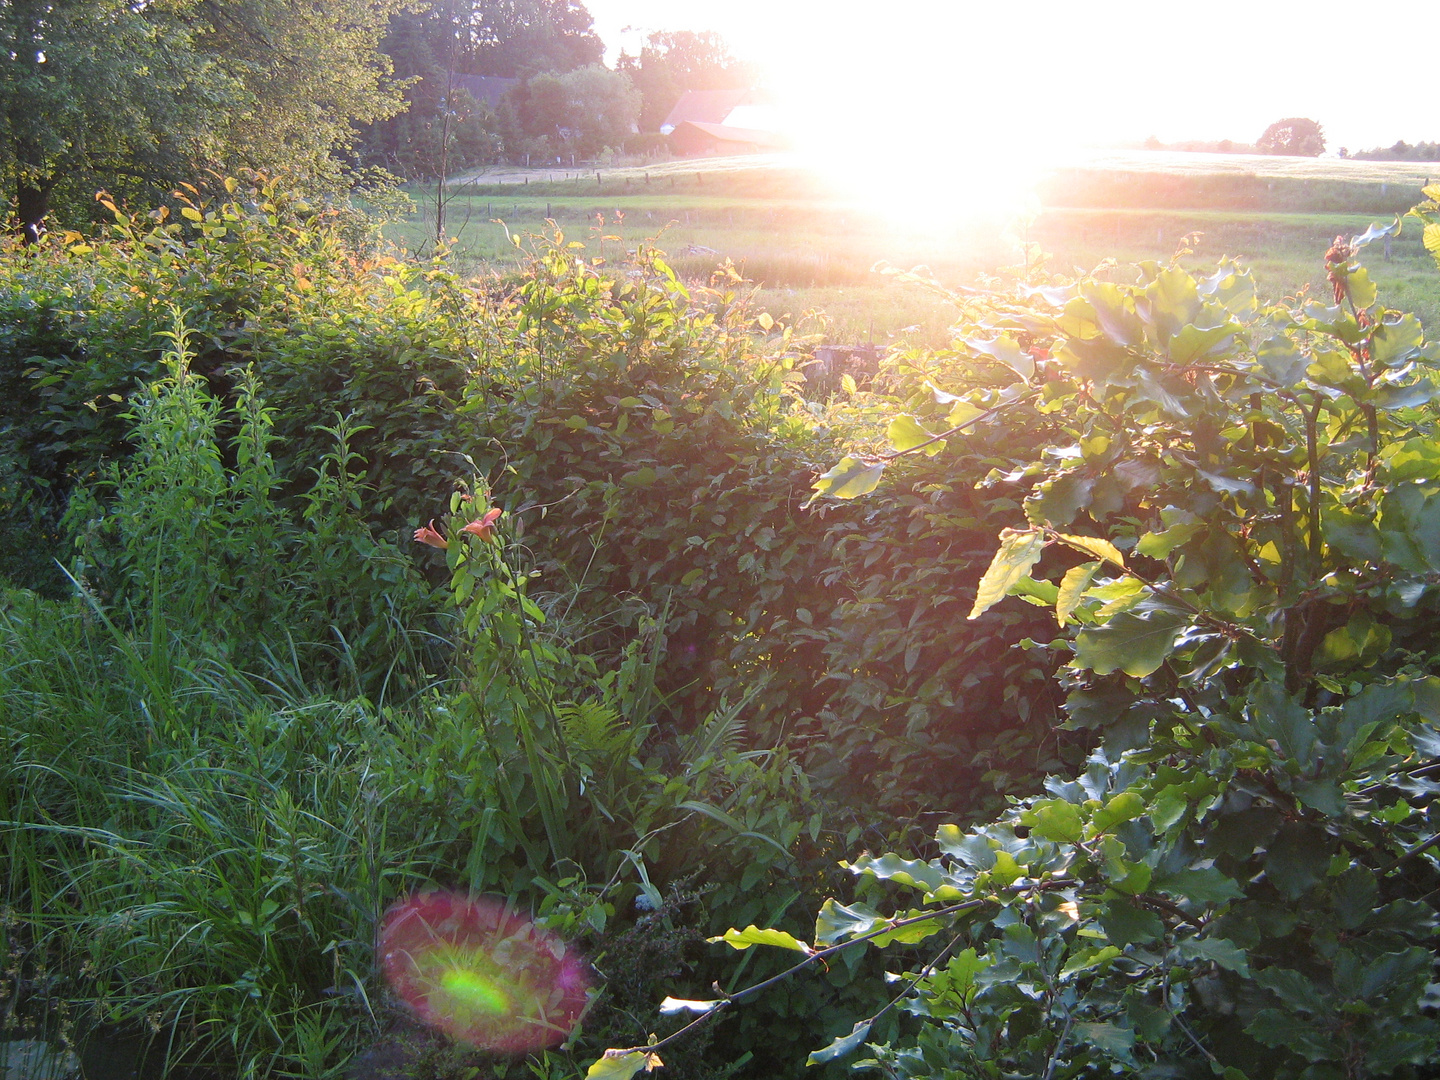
(700, 228), (1440, 1078)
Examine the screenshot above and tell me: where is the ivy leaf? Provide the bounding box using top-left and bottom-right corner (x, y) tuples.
(807, 456), (885, 504)
(806, 1020), (872, 1066)
(968, 528), (1046, 620)
(1056, 561), (1101, 626)
(1073, 607), (1187, 678)
(710, 925), (811, 952)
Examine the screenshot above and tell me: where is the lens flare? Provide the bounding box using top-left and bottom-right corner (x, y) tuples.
(379, 892), (589, 1052)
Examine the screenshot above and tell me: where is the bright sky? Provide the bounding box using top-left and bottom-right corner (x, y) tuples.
(589, 0), (1436, 155)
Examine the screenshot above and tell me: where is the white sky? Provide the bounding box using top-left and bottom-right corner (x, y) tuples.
(588, 0), (1436, 155)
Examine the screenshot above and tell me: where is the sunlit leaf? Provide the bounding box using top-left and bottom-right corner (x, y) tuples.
(659, 997), (723, 1014)
(1056, 561), (1101, 626)
(1056, 534), (1125, 568)
(815, 899), (885, 944)
(887, 415), (943, 455)
(965, 333), (1033, 381)
(968, 529), (1046, 620)
(586, 1051), (660, 1080)
(807, 456), (885, 504)
(710, 925), (811, 952)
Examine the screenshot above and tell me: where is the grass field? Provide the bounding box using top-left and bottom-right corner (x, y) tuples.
(387, 149), (1440, 346)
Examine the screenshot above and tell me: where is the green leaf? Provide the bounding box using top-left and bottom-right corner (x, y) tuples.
(1175, 936), (1250, 976)
(1168, 322), (1237, 364)
(808, 456), (885, 503)
(1244, 1010), (1333, 1061)
(1056, 534), (1125, 567)
(1072, 1021), (1136, 1057)
(807, 1021), (872, 1066)
(936, 826), (996, 869)
(711, 925), (811, 952)
(848, 852), (947, 891)
(1135, 521), (1204, 559)
(1247, 682), (1317, 768)
(1022, 799), (1083, 843)
(1263, 823), (1331, 901)
(887, 415), (943, 456)
(1091, 791), (1145, 833)
(1370, 312), (1426, 368)
(1060, 944), (1122, 976)
(1073, 607), (1187, 678)
(1056, 561), (1101, 625)
(1254, 968), (1326, 1015)
(965, 333), (1034, 381)
(658, 997), (723, 1014)
(947, 398), (986, 428)
(968, 528), (1045, 620)
(1152, 867), (1244, 904)
(1099, 900), (1164, 945)
(814, 900), (885, 945)
(585, 1052), (660, 1080)
(1346, 265), (1378, 310)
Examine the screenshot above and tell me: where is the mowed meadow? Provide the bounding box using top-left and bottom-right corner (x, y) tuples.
(389, 149), (1440, 344)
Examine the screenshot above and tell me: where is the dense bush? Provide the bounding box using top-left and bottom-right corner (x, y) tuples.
(663, 224), (1440, 1078)
(0, 178), (1076, 1079)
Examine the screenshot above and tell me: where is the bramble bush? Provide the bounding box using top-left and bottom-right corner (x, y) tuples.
(623, 212), (1440, 1078)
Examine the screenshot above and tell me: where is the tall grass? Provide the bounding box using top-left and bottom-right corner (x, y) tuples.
(0, 304), (821, 1078)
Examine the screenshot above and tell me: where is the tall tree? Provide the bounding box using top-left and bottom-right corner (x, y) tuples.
(0, 0), (226, 238)
(0, 0), (408, 237)
(1257, 116), (1326, 157)
(617, 31), (755, 132)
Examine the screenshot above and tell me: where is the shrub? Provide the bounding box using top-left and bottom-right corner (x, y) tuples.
(628, 230), (1440, 1077)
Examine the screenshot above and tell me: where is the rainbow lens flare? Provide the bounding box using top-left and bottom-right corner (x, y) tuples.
(379, 892), (590, 1052)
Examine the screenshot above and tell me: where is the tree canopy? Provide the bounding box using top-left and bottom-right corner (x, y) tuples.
(1257, 116), (1325, 156)
(0, 0), (408, 234)
(618, 30), (756, 132)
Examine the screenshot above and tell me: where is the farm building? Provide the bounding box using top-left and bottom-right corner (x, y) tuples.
(661, 88), (789, 156)
(669, 120), (789, 156)
(659, 89), (757, 135)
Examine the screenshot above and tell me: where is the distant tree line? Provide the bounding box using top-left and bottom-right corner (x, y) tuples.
(1347, 139), (1440, 162)
(353, 4), (756, 181)
(0, 0), (758, 232)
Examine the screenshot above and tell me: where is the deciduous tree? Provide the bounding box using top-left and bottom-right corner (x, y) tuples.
(1257, 116), (1325, 156)
(0, 0), (408, 237)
